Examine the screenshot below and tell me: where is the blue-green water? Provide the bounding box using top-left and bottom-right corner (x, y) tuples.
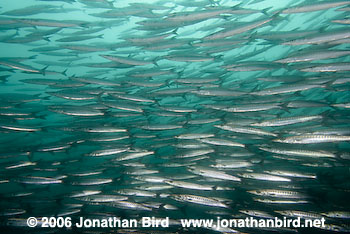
(0, 0), (349, 233)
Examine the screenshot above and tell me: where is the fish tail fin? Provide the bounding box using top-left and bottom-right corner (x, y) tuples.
(214, 54), (224, 62)
(321, 109), (337, 125)
(41, 65), (49, 76)
(0, 75), (10, 83)
(323, 80), (336, 92)
(279, 102), (290, 113)
(172, 28), (178, 35)
(108, 1), (115, 9)
(231, 2), (243, 9)
(262, 7), (273, 16)
(270, 11), (288, 24)
(209, 0), (220, 6)
(153, 57), (162, 67)
(59, 69), (67, 77)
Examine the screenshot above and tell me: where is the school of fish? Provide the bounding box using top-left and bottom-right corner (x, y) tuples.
(0, 0), (349, 233)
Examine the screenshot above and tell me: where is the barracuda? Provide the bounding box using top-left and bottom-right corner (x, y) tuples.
(175, 149), (214, 158)
(108, 201), (152, 211)
(16, 176), (62, 185)
(247, 189), (307, 198)
(253, 198), (310, 204)
(77, 126), (127, 133)
(0, 0), (349, 230)
(164, 180), (214, 190)
(239, 210), (274, 219)
(259, 146), (336, 158)
(49, 105), (104, 116)
(275, 210), (324, 219)
(275, 50), (350, 63)
(252, 84), (325, 96)
(283, 30), (350, 45)
(199, 138), (245, 147)
(100, 54), (155, 66)
(265, 170), (317, 179)
(281, 1), (350, 14)
(0, 124), (42, 132)
(68, 190), (102, 198)
(71, 178), (113, 186)
(141, 124), (183, 130)
(78, 195), (128, 202)
(300, 63), (350, 72)
(110, 93), (155, 103)
(85, 147), (130, 157)
(238, 173), (291, 182)
(175, 133), (215, 139)
(211, 160), (253, 169)
(215, 125), (277, 137)
(47, 90), (97, 100)
(203, 17), (274, 40)
(114, 150), (154, 161)
(165, 7), (239, 23)
(274, 134), (350, 144)
(188, 166), (241, 182)
(170, 194), (229, 208)
(251, 115), (323, 126)
(5, 161), (36, 169)
(321, 211), (350, 219)
(0, 60), (45, 74)
(205, 103), (282, 113)
(117, 189), (157, 198)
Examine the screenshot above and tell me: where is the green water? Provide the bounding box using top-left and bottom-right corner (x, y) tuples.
(0, 0), (349, 233)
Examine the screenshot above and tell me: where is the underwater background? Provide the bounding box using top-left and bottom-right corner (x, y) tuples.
(0, 0), (349, 233)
